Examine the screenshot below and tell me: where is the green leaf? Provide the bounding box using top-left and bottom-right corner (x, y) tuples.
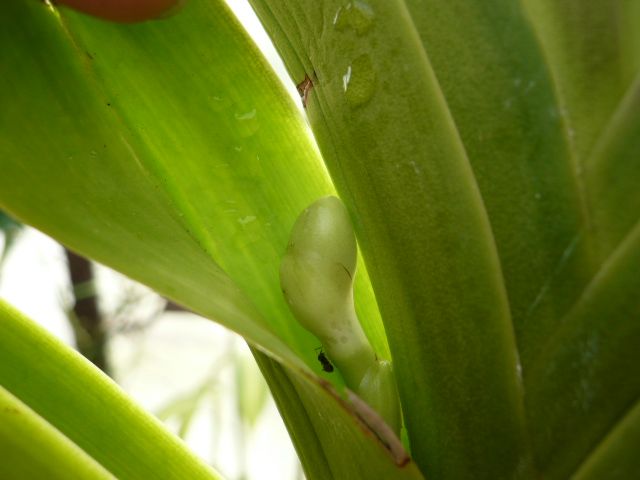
(619, 1), (640, 80)
(524, 221), (640, 479)
(403, 0), (592, 366)
(521, 0), (633, 162)
(254, 352), (425, 480)
(573, 400), (640, 480)
(0, 386), (114, 480)
(0, 0), (388, 373)
(254, 352), (333, 480)
(585, 72), (640, 260)
(248, 1), (531, 477)
(0, 0), (299, 368)
(0, 299), (220, 480)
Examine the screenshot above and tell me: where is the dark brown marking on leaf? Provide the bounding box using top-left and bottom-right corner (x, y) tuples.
(340, 263), (352, 280)
(296, 74), (314, 108)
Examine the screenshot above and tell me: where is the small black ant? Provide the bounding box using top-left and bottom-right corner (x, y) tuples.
(315, 347), (334, 373)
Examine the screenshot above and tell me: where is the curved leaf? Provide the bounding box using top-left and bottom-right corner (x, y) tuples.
(585, 71), (640, 260)
(0, 386), (115, 480)
(525, 221), (640, 479)
(403, 0), (592, 367)
(573, 399), (640, 480)
(0, 0), (388, 373)
(0, 300), (220, 480)
(521, 0), (632, 162)
(0, 0), (299, 368)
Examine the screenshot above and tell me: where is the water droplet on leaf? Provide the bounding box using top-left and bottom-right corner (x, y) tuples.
(238, 215), (257, 225)
(234, 109), (259, 137)
(343, 55), (376, 107)
(334, 1), (375, 35)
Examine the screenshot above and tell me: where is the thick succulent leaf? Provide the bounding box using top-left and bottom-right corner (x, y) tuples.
(521, 0), (633, 163)
(0, 386), (115, 480)
(524, 221), (640, 479)
(585, 72), (640, 260)
(248, 1), (531, 478)
(0, 300), (220, 480)
(403, 0), (592, 367)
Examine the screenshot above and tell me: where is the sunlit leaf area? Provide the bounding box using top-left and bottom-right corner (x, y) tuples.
(0, 2), (305, 479)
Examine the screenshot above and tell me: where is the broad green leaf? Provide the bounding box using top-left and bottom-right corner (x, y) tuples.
(0, 0), (388, 373)
(524, 221), (640, 479)
(248, 1), (531, 477)
(0, 300), (220, 480)
(0, 0), (298, 369)
(403, 0), (592, 367)
(58, 0), (388, 366)
(619, 1), (640, 81)
(0, 386), (114, 480)
(585, 72), (640, 260)
(521, 0), (633, 163)
(573, 400), (640, 480)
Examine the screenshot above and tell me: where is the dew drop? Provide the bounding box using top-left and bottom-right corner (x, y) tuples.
(238, 215), (257, 225)
(343, 54), (376, 107)
(334, 1), (375, 35)
(234, 109), (259, 137)
(342, 66), (352, 92)
(235, 109), (256, 121)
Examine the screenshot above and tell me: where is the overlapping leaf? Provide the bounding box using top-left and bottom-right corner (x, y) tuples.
(246, 0), (640, 478)
(0, 300), (220, 480)
(0, 0), (415, 478)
